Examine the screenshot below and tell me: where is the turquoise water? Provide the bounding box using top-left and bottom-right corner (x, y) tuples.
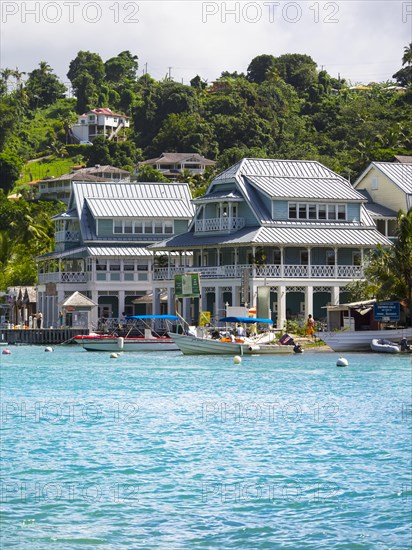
(1, 346), (411, 549)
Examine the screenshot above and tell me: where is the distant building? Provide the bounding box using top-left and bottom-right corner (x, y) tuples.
(70, 108), (130, 143)
(37, 165), (131, 204)
(138, 152), (215, 180)
(354, 161), (412, 240)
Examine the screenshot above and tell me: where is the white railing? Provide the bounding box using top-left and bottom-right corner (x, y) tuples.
(55, 230), (80, 243)
(153, 264), (364, 280)
(284, 265), (309, 277)
(195, 217), (245, 232)
(310, 265), (335, 277)
(38, 272), (88, 283)
(337, 265), (363, 278)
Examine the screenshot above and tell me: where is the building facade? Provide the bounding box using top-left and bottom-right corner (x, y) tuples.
(70, 108), (130, 143)
(151, 158), (392, 328)
(138, 153), (215, 180)
(354, 161), (412, 240)
(36, 181), (194, 328)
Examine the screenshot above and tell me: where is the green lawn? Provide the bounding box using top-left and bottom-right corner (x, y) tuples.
(17, 155), (83, 184)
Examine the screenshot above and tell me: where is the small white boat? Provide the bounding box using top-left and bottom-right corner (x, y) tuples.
(168, 316), (299, 356)
(370, 338), (400, 353)
(317, 328), (412, 352)
(74, 314), (179, 352)
(168, 333), (297, 355)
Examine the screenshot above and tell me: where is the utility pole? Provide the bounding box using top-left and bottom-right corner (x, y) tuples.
(168, 66), (172, 80)
(144, 62), (148, 75)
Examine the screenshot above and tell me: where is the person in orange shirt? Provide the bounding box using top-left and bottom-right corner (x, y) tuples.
(306, 314), (315, 337)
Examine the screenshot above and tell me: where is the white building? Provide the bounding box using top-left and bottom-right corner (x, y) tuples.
(70, 108), (130, 143)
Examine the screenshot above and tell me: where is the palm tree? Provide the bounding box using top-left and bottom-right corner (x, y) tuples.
(402, 43), (412, 66)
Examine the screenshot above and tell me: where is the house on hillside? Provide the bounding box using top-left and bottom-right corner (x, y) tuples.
(138, 153), (215, 180)
(353, 162), (412, 240)
(37, 165), (131, 204)
(36, 182), (194, 328)
(70, 108), (130, 143)
(151, 158), (391, 328)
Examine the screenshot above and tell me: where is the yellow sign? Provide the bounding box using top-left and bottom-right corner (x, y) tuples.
(199, 311), (211, 326)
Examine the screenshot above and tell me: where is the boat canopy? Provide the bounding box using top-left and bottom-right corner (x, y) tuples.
(126, 314), (179, 321)
(219, 316), (273, 324)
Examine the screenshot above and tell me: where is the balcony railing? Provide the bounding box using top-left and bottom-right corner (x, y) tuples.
(195, 217), (245, 232)
(55, 230), (80, 243)
(38, 272), (88, 283)
(153, 264), (364, 280)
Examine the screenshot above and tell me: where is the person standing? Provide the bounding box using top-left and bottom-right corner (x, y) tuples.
(306, 314), (315, 337)
(36, 312), (43, 329)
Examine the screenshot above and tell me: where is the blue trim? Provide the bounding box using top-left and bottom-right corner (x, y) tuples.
(219, 316), (273, 324)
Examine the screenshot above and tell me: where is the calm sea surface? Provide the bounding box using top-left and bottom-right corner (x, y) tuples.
(1, 345), (411, 549)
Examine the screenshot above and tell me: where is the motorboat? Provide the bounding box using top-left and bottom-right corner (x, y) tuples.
(168, 316), (299, 355)
(317, 328), (412, 352)
(370, 338), (400, 353)
(73, 314), (180, 352)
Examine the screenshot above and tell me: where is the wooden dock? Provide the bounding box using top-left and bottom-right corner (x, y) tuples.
(0, 328), (89, 345)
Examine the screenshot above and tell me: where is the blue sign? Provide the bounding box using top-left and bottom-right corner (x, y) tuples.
(373, 301), (400, 322)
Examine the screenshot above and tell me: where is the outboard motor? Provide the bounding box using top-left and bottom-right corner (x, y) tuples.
(400, 338), (411, 352)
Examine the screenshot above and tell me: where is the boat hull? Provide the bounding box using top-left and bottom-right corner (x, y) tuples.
(317, 328), (412, 352)
(168, 333), (295, 355)
(74, 335), (178, 352)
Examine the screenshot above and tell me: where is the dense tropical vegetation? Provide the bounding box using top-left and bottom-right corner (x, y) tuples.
(0, 45), (411, 290)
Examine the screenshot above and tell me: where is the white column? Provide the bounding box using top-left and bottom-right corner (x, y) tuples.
(331, 286), (340, 306)
(214, 286), (220, 318)
(277, 285), (286, 330)
(305, 286), (314, 318)
(118, 290), (125, 319)
(153, 288), (161, 315)
(334, 247), (338, 278)
(307, 247), (312, 277)
(168, 287), (175, 316)
(280, 247), (284, 278)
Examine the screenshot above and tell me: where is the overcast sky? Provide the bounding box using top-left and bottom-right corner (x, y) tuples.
(1, 1), (411, 89)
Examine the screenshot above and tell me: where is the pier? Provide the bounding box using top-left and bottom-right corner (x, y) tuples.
(0, 328), (89, 345)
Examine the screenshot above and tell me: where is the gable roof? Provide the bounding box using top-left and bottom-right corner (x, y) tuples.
(140, 152), (215, 166)
(62, 291), (97, 308)
(210, 158), (364, 225)
(354, 162), (412, 195)
(70, 182), (194, 240)
(82, 108), (129, 119)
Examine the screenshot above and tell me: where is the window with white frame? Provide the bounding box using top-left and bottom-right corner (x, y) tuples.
(288, 202), (347, 221)
(112, 220), (175, 235)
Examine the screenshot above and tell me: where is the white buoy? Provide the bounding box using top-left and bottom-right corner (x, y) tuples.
(110, 352), (119, 358)
(117, 337), (124, 350)
(44, 346), (53, 352)
(336, 357), (349, 367)
(2, 348), (11, 355)
(233, 355), (242, 364)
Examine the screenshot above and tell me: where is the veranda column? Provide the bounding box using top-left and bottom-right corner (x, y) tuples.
(305, 286), (314, 318)
(167, 287), (175, 316)
(118, 290), (125, 319)
(91, 290), (98, 327)
(331, 286), (340, 306)
(277, 285), (286, 330)
(183, 297), (192, 324)
(153, 288), (161, 315)
(214, 286), (220, 319)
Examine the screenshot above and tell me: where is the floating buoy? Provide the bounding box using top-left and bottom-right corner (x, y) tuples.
(44, 346), (53, 352)
(336, 357), (349, 367)
(110, 352), (119, 358)
(2, 348), (11, 355)
(233, 355), (242, 364)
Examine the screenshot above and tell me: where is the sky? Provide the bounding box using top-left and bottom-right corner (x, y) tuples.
(0, 0), (411, 90)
